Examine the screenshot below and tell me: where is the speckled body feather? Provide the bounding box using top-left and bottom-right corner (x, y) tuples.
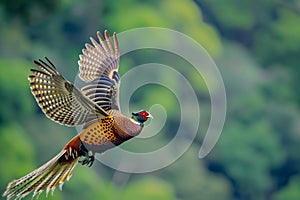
(79, 114), (143, 152)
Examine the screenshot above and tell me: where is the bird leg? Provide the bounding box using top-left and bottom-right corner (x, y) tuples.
(78, 142), (95, 167)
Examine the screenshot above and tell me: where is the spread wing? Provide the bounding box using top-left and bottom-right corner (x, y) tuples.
(28, 57), (108, 126)
(78, 30), (121, 111)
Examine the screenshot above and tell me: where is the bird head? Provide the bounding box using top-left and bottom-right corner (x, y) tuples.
(132, 110), (153, 126)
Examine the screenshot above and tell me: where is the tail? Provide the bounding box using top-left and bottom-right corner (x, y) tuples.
(3, 136), (82, 200)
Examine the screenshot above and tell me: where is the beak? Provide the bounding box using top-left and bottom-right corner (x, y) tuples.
(147, 113), (154, 119)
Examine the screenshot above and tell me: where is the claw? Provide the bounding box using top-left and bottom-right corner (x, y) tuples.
(79, 155), (95, 167)
(78, 142), (95, 167)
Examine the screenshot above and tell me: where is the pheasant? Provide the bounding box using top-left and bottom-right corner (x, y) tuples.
(3, 30), (152, 200)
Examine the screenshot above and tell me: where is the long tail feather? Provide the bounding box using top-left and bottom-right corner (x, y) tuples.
(3, 136), (81, 200)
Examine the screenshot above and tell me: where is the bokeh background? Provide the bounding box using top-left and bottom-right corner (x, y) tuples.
(1, 0), (300, 199)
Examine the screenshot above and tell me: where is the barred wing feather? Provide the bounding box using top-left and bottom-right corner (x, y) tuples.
(78, 30), (121, 111)
(28, 58), (108, 126)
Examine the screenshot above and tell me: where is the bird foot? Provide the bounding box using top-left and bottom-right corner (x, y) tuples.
(78, 141), (95, 167)
(79, 155), (95, 167)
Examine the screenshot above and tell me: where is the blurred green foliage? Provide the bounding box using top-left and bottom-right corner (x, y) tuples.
(0, 0), (300, 200)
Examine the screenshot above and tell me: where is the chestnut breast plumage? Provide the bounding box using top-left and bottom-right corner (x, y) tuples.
(79, 112), (143, 153)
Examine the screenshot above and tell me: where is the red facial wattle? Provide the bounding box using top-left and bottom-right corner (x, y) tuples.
(139, 111), (149, 121)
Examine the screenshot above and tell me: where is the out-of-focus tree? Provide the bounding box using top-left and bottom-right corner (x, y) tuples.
(163, 147), (232, 200)
(103, 0), (221, 56)
(206, 43), (294, 199)
(0, 59), (34, 123)
(273, 176), (300, 200)
(0, 124), (35, 191)
(197, 0), (300, 105)
(121, 176), (177, 200)
(0, 0), (61, 24)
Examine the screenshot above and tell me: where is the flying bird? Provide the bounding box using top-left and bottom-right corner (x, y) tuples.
(3, 30), (152, 200)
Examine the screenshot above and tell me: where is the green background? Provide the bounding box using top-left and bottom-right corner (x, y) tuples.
(1, 0), (300, 199)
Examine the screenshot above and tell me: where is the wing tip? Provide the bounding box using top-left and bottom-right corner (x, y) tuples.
(104, 30), (109, 38)
(97, 31), (104, 41)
